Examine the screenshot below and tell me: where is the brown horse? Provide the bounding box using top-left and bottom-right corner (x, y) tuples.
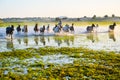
(70, 23), (74, 33)
(22, 25), (28, 33)
(109, 22), (116, 32)
(16, 25), (21, 33)
(86, 24), (95, 33)
(34, 23), (39, 33)
(40, 25), (45, 34)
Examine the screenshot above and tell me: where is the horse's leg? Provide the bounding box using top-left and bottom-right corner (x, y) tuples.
(11, 34), (13, 40)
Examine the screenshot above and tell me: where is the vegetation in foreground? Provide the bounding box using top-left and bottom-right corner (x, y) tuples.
(0, 47), (120, 80)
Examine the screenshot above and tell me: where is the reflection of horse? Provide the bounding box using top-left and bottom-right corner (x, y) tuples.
(86, 24), (95, 33)
(63, 39), (70, 46)
(108, 31), (116, 42)
(6, 25), (14, 39)
(54, 36), (62, 46)
(7, 40), (14, 49)
(34, 23), (39, 33)
(86, 33), (98, 43)
(40, 36), (45, 45)
(109, 23), (116, 32)
(23, 37), (28, 46)
(16, 25), (21, 33)
(17, 38), (21, 44)
(34, 36), (39, 45)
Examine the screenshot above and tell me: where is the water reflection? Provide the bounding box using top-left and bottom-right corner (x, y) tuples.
(17, 38), (21, 44)
(23, 37), (28, 46)
(6, 40), (14, 49)
(108, 32), (116, 42)
(86, 33), (99, 43)
(54, 36), (62, 46)
(34, 36), (39, 45)
(53, 36), (74, 46)
(40, 36), (46, 46)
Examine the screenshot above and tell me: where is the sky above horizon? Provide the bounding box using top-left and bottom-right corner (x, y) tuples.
(0, 0), (120, 18)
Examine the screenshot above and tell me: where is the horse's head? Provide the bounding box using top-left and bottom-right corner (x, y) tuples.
(43, 25), (45, 30)
(91, 24), (95, 27)
(72, 23), (74, 26)
(113, 22), (116, 26)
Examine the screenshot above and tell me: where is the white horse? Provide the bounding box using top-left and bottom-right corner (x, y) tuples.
(62, 24), (70, 32)
(53, 25), (61, 33)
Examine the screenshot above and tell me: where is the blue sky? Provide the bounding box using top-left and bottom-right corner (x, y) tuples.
(0, 0), (120, 18)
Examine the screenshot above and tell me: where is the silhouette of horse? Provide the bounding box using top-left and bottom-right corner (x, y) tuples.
(46, 24), (50, 32)
(22, 25), (28, 33)
(53, 24), (61, 33)
(6, 25), (14, 39)
(109, 22), (116, 32)
(34, 23), (39, 33)
(16, 25), (21, 33)
(86, 24), (95, 32)
(62, 24), (70, 32)
(40, 25), (45, 34)
(69, 23), (74, 33)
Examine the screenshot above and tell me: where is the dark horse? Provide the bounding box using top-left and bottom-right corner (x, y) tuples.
(16, 25), (21, 33)
(6, 25), (14, 39)
(40, 25), (45, 34)
(69, 23), (74, 33)
(86, 24), (95, 32)
(109, 22), (116, 32)
(34, 23), (39, 33)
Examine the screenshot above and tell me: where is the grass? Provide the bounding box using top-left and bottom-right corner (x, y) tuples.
(1, 21), (120, 27)
(0, 47), (120, 80)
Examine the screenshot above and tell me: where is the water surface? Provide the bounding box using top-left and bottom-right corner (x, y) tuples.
(0, 26), (120, 52)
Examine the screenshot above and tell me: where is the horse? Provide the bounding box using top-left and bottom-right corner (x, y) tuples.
(86, 24), (95, 33)
(69, 23), (74, 33)
(16, 25), (21, 33)
(6, 25), (14, 39)
(108, 22), (116, 32)
(22, 25), (28, 33)
(62, 24), (70, 32)
(40, 25), (45, 34)
(53, 24), (61, 33)
(34, 23), (39, 33)
(46, 24), (50, 32)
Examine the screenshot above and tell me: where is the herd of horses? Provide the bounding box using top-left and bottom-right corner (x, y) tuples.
(5, 22), (116, 39)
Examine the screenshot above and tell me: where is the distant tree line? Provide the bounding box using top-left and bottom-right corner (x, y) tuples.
(0, 14), (120, 22)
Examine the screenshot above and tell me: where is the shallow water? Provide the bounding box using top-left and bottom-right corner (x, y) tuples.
(0, 26), (120, 52)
